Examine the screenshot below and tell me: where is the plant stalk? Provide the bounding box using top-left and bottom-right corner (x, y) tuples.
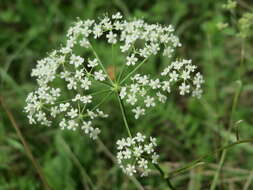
(154, 164), (176, 190)
(120, 57), (148, 84)
(168, 138), (253, 179)
(0, 96), (51, 190)
(210, 80), (242, 190)
(115, 92), (176, 189)
(116, 92), (132, 138)
(89, 43), (114, 86)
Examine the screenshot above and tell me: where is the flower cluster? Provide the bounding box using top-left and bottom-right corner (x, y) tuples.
(24, 13), (204, 177)
(25, 12), (204, 128)
(24, 48), (109, 139)
(116, 133), (159, 177)
(120, 59), (204, 119)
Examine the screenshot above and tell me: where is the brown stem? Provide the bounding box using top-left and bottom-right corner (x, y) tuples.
(0, 96), (52, 190)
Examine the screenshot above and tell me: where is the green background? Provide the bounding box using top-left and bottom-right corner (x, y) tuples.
(1, 0), (253, 189)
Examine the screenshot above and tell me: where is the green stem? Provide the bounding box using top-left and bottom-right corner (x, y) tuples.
(88, 74), (113, 87)
(116, 93), (132, 138)
(154, 164), (176, 190)
(120, 57), (148, 84)
(210, 80), (242, 190)
(168, 138), (253, 179)
(59, 135), (96, 190)
(96, 137), (145, 190)
(91, 91), (113, 112)
(89, 43), (114, 86)
(115, 92), (176, 189)
(116, 63), (126, 83)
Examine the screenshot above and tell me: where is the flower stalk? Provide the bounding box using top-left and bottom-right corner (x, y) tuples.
(116, 92), (132, 138)
(116, 91), (176, 188)
(154, 164), (176, 190)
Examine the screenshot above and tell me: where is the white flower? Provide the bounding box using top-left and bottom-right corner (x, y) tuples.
(51, 88), (61, 97)
(81, 95), (92, 104)
(88, 58), (98, 68)
(101, 17), (112, 30)
(126, 54), (138, 66)
(25, 12), (204, 142)
(135, 132), (146, 142)
(116, 139), (126, 150)
(59, 103), (70, 112)
(50, 106), (59, 118)
(75, 69), (85, 80)
(80, 38), (90, 48)
(119, 87), (127, 99)
(179, 82), (190, 95)
(192, 88), (203, 99)
(67, 78), (77, 90)
(133, 146), (143, 157)
(81, 121), (100, 139)
(144, 96), (155, 107)
(149, 79), (161, 89)
(130, 84), (139, 93)
(67, 120), (78, 130)
(90, 128), (100, 139)
(80, 77), (91, 90)
(67, 108), (78, 118)
(132, 107), (145, 119)
(93, 24), (103, 38)
(193, 72), (204, 88)
(156, 92), (167, 103)
(36, 111), (46, 121)
(81, 121), (92, 134)
(162, 81), (171, 93)
(106, 31), (117, 44)
(120, 43), (130, 52)
(112, 12), (122, 19)
(138, 158), (148, 169)
(72, 94), (82, 102)
(150, 137), (157, 146)
(116, 133), (159, 177)
(59, 118), (67, 129)
(144, 143), (154, 154)
(137, 75), (149, 85)
(60, 71), (71, 80)
(117, 151), (124, 163)
(126, 94), (137, 105)
(139, 88), (147, 96)
(151, 153), (159, 164)
(125, 137), (135, 146)
(94, 70), (106, 81)
(125, 164), (136, 176)
(163, 46), (174, 58)
(181, 70), (190, 80)
(169, 70), (179, 82)
(70, 54), (84, 68)
(96, 109), (109, 118)
(123, 149), (132, 159)
(87, 109), (97, 119)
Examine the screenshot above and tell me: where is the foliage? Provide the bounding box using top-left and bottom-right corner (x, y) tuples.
(1, 0), (253, 189)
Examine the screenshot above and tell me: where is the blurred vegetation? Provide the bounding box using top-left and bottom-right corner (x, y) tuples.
(1, 0), (253, 189)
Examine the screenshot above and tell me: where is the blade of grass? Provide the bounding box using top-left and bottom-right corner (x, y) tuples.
(210, 80), (242, 190)
(167, 138), (253, 179)
(0, 68), (25, 97)
(243, 170), (253, 190)
(58, 134), (96, 190)
(0, 95), (51, 190)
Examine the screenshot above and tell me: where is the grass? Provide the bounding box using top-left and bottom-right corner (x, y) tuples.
(1, 0), (253, 189)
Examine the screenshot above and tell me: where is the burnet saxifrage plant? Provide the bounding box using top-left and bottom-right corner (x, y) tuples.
(25, 12), (204, 184)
